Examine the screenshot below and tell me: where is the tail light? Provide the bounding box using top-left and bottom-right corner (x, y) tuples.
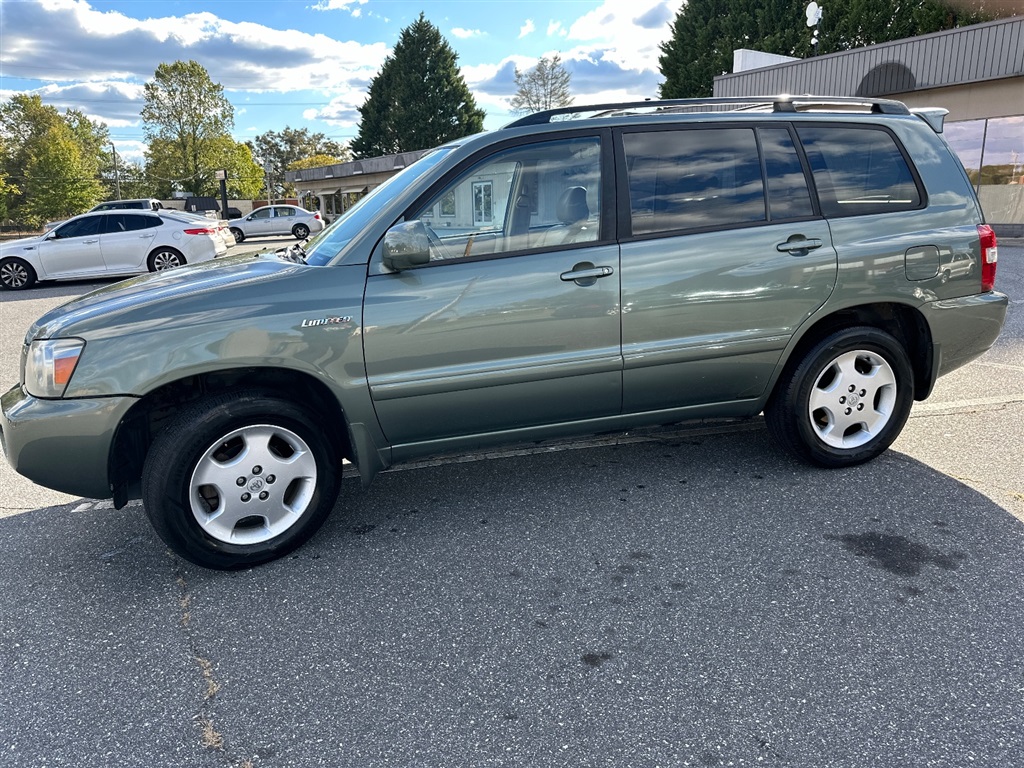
(184, 227), (216, 235)
(314, 212), (322, 220)
(978, 224), (998, 292)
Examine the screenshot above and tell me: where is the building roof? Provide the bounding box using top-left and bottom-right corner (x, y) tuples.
(714, 16), (1024, 98)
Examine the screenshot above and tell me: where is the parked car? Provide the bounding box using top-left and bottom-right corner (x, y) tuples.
(0, 209), (227, 290)
(43, 198), (164, 232)
(0, 97), (1008, 570)
(229, 204), (324, 243)
(168, 210), (234, 251)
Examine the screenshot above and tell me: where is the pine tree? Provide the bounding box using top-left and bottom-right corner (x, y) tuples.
(510, 55), (574, 115)
(351, 14), (485, 159)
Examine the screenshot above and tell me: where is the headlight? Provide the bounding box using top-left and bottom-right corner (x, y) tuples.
(25, 338), (85, 398)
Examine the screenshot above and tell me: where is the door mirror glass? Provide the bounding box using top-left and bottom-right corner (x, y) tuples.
(382, 221), (431, 271)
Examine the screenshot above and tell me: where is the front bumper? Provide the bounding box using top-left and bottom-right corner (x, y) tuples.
(0, 384), (138, 500)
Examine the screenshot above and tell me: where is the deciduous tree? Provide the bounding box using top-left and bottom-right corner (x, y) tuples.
(141, 60), (234, 196)
(248, 127), (349, 197)
(510, 55), (574, 115)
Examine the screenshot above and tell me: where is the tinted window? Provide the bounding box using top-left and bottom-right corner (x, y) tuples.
(623, 128), (765, 235)
(275, 207), (296, 217)
(411, 136), (602, 260)
(54, 216), (101, 239)
(104, 213), (160, 232)
(797, 125), (921, 217)
(759, 127), (814, 220)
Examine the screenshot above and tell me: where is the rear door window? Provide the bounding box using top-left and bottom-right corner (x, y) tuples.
(797, 125), (922, 217)
(622, 128), (766, 236)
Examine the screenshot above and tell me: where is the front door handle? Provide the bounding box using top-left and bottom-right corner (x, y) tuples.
(83, 239), (99, 244)
(560, 262), (614, 286)
(777, 237), (823, 253)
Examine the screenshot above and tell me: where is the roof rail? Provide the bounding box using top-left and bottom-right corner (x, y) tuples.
(502, 96), (912, 128)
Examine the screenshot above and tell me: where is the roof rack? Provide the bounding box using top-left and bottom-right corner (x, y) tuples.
(502, 96), (911, 128)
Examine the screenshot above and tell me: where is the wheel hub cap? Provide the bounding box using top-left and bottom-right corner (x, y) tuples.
(808, 350), (897, 449)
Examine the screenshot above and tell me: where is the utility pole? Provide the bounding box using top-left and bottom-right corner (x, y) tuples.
(110, 141), (121, 199)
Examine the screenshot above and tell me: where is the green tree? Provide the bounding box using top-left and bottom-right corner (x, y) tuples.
(248, 127), (349, 197)
(351, 13), (485, 159)
(0, 94), (108, 222)
(658, 0), (994, 99)
(141, 60), (234, 196)
(510, 55), (574, 115)
(21, 122), (104, 226)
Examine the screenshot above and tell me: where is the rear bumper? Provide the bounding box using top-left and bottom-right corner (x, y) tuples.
(922, 291), (1009, 380)
(0, 384), (138, 500)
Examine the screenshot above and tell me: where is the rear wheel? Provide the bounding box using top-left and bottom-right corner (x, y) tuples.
(0, 258), (37, 290)
(148, 247), (185, 271)
(141, 391), (340, 569)
(765, 327), (914, 467)
(292, 223), (310, 239)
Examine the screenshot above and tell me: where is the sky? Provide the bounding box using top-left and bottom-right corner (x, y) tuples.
(0, 0), (685, 163)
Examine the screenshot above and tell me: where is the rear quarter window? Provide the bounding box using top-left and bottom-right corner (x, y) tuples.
(797, 125), (922, 217)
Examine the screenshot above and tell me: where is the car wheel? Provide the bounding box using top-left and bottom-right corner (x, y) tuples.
(141, 390), (340, 569)
(230, 227), (244, 243)
(0, 257), (37, 290)
(148, 248), (186, 272)
(764, 327), (914, 467)
(292, 224), (310, 239)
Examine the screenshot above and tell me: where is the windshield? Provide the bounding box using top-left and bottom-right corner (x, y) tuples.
(304, 148), (452, 266)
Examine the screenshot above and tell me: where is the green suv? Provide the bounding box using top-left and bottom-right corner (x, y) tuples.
(0, 97), (1008, 569)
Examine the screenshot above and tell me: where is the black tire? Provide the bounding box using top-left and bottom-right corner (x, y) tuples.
(292, 223), (310, 239)
(764, 327), (914, 467)
(141, 391), (340, 569)
(230, 227), (245, 243)
(0, 257), (37, 290)
(148, 247), (186, 272)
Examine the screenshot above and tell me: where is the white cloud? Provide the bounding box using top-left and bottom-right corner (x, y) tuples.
(519, 19), (536, 39)
(547, 21), (567, 37)
(566, 0), (681, 72)
(309, 0), (367, 13)
(451, 28), (483, 39)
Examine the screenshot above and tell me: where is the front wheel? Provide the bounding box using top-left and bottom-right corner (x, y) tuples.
(230, 227), (244, 243)
(0, 257), (37, 290)
(765, 327), (914, 467)
(292, 223), (310, 239)
(141, 391), (340, 569)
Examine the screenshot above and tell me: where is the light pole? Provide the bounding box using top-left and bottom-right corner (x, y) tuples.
(806, 2), (823, 56)
(110, 141), (121, 199)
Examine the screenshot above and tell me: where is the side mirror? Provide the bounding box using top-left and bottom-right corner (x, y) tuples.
(382, 221), (431, 271)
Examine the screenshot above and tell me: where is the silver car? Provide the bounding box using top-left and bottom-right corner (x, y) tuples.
(228, 204), (324, 243)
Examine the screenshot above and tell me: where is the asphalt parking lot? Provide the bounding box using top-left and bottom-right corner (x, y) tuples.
(1, 243), (1022, 767)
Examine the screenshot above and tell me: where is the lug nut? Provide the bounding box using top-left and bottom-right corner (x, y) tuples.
(839, 396), (846, 404)
(236, 477), (246, 486)
(252, 465), (263, 475)
(241, 492), (251, 502)
(266, 475), (276, 484)
(849, 385), (855, 392)
(259, 491), (269, 501)
(858, 404), (864, 410)
(845, 408), (852, 415)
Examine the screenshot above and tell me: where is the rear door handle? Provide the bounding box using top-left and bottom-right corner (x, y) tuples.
(83, 239), (99, 244)
(777, 237), (823, 253)
(560, 263), (614, 286)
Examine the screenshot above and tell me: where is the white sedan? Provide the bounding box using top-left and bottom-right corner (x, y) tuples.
(0, 210), (227, 290)
(228, 204), (324, 243)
